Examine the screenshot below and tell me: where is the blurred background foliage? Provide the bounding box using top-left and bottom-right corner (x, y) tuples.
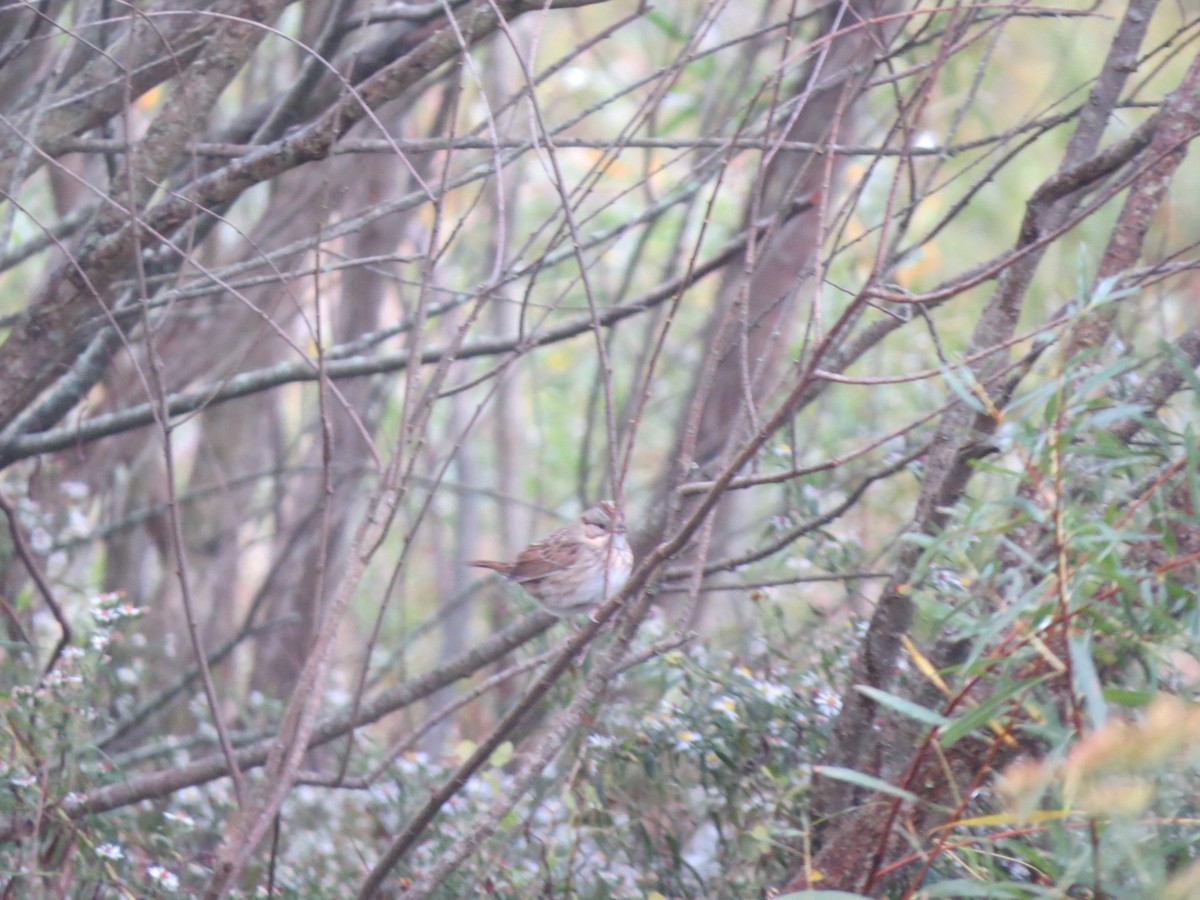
(1, 0), (1200, 895)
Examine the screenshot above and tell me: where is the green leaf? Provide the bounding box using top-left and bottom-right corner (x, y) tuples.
(941, 363), (988, 415)
(644, 9), (685, 40)
(940, 676), (1050, 747)
(1075, 357), (1139, 398)
(1088, 273), (1138, 307)
(811, 766), (919, 804)
(1102, 687), (1156, 707)
(1166, 339), (1200, 399)
(1089, 402), (1149, 428)
(854, 685), (949, 727)
(919, 879), (1053, 897)
(1068, 634), (1106, 730)
(488, 741), (514, 768)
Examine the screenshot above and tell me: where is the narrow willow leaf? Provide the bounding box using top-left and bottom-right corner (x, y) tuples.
(855, 684), (949, 727)
(812, 766), (919, 804)
(1068, 634), (1106, 730)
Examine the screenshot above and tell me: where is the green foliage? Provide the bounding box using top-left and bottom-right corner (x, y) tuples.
(1, 0), (1199, 895)
(1, 595), (197, 896)
(887, 347), (1200, 896)
(0, 594), (850, 897)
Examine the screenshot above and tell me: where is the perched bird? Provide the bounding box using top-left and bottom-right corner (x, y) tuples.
(468, 500), (633, 616)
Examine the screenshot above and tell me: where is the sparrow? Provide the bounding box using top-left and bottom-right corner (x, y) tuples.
(468, 500), (633, 615)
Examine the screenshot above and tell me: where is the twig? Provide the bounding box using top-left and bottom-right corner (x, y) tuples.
(0, 490), (70, 681)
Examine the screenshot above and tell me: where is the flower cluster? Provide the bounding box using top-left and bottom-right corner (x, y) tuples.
(89, 591), (146, 624)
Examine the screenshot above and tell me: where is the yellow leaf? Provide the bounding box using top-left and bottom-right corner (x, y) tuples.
(489, 741), (513, 768)
(933, 809), (1072, 832)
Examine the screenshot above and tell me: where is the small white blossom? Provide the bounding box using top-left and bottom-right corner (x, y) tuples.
(394, 751), (429, 776)
(368, 782), (399, 804)
(62, 481), (89, 500)
(641, 713), (667, 733)
(95, 843), (123, 861)
(163, 810), (194, 829)
(29, 528), (52, 554)
(814, 688), (842, 717)
(561, 66), (590, 90)
(42, 670), (83, 687)
(912, 131), (939, 150)
(710, 696), (739, 722)
(756, 681), (790, 704)
(674, 730), (700, 751)
(67, 508), (90, 537)
(147, 865), (179, 890)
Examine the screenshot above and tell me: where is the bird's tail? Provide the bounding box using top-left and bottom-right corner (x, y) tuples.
(467, 559), (512, 574)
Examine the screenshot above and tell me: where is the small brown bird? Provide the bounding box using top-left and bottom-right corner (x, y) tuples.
(468, 500), (634, 616)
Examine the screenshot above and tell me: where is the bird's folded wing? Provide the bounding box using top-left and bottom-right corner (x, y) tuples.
(508, 540), (580, 583)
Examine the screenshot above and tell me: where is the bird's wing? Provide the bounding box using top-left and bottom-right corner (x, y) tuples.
(507, 538), (580, 583)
